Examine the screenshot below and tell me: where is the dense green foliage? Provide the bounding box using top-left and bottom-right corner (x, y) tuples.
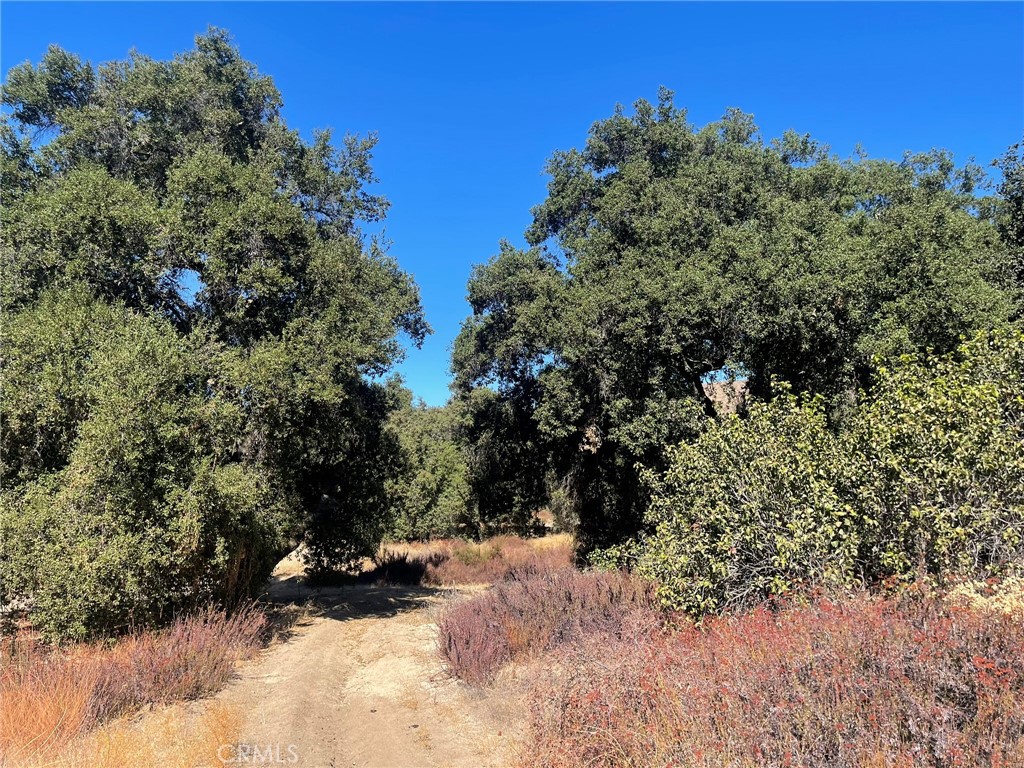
(456, 385), (551, 537)
(0, 32), (426, 638)
(383, 390), (549, 541)
(605, 389), (850, 614)
(385, 396), (473, 541)
(453, 89), (1019, 554)
(2, 38), (1019, 641)
(850, 331), (1024, 581)
(620, 331), (1024, 615)
(995, 140), (1024, 292)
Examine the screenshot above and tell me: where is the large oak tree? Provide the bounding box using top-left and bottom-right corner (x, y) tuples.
(453, 89), (1019, 554)
(1, 30), (427, 638)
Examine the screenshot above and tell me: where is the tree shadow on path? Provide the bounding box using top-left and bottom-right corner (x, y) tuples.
(260, 571), (450, 628)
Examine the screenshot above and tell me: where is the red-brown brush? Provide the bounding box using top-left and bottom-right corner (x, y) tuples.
(438, 568), (660, 685)
(522, 592), (1024, 767)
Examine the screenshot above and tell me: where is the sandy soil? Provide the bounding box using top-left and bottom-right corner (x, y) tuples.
(211, 566), (521, 768)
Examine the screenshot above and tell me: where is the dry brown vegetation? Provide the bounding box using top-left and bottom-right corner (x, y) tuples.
(9, 533), (1023, 768)
(438, 570), (1024, 767)
(0, 608), (267, 766)
(361, 533), (574, 586)
(10, 702), (242, 768)
(439, 569), (659, 685)
(703, 379), (748, 414)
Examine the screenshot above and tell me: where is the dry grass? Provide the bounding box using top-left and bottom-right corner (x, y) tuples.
(363, 534), (574, 587)
(12, 701), (242, 768)
(0, 607), (267, 766)
(438, 568), (660, 685)
(0, 640), (94, 763)
(948, 576), (1024, 616)
(520, 589), (1024, 767)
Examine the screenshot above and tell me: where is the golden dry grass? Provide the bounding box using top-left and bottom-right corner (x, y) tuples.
(373, 533), (575, 586)
(381, 532), (573, 562)
(9, 701), (241, 768)
(947, 576), (1024, 616)
(0, 640), (96, 764)
(0, 609), (266, 768)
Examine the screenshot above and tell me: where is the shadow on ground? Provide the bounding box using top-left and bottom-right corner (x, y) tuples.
(260, 572), (447, 626)
(219, 564), (514, 768)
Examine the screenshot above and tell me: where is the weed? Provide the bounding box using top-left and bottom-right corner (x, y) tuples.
(0, 607), (266, 765)
(438, 568), (660, 685)
(521, 591), (1024, 767)
(361, 534), (574, 587)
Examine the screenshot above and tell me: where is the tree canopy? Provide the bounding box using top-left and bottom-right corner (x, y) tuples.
(453, 88), (1020, 554)
(0, 30), (427, 638)
(2, 36), (1020, 639)
(384, 393), (473, 541)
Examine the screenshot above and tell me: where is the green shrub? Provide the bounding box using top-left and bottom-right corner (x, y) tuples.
(385, 400), (473, 541)
(620, 330), (1024, 616)
(627, 392), (856, 614)
(849, 331), (1024, 581)
(0, 289), (291, 640)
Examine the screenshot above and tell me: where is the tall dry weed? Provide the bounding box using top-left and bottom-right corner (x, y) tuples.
(438, 568), (660, 684)
(0, 607), (266, 766)
(363, 534), (574, 587)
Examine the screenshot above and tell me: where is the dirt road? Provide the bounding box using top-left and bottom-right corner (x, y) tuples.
(213, 572), (519, 768)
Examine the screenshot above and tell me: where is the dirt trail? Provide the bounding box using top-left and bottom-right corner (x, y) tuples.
(213, 570), (519, 768)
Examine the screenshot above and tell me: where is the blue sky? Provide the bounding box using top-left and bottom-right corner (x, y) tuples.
(3, 2), (1022, 405)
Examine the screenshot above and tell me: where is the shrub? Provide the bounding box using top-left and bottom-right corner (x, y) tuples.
(438, 568), (659, 685)
(355, 547), (449, 586)
(848, 330), (1024, 582)
(0, 289), (292, 641)
(625, 391), (855, 615)
(522, 592), (1024, 768)
(84, 606), (268, 721)
(621, 330), (1024, 616)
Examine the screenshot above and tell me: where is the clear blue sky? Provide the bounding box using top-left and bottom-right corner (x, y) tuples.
(3, 2), (1022, 405)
